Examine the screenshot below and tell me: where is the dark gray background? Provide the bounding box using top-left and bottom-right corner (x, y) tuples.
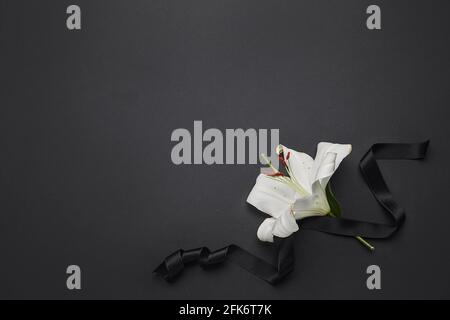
(0, 0), (449, 299)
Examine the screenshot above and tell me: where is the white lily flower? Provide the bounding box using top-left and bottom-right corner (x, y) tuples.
(247, 142), (352, 242)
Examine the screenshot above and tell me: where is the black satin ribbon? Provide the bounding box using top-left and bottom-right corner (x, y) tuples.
(153, 237), (294, 284)
(154, 141), (429, 284)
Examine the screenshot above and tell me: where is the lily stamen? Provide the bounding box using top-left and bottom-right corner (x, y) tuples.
(268, 172), (285, 177)
(261, 152), (309, 197)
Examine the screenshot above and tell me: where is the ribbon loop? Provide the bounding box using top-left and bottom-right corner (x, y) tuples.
(154, 246), (230, 281)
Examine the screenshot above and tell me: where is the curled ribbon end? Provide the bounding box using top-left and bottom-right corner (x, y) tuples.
(154, 247), (230, 282)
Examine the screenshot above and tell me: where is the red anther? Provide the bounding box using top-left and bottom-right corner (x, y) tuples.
(278, 155), (286, 166)
(268, 172), (284, 177)
(286, 152), (291, 160)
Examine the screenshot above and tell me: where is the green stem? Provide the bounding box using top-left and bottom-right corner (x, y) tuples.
(355, 236), (375, 251)
(328, 212), (375, 251)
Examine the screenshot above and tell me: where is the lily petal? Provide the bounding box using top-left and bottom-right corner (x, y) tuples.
(312, 142), (352, 187)
(257, 218), (277, 242)
(257, 212), (299, 242)
(280, 145), (314, 195)
(272, 211), (299, 238)
(247, 174), (296, 218)
(292, 181), (330, 219)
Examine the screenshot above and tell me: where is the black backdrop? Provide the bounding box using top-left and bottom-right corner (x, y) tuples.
(0, 0), (449, 299)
